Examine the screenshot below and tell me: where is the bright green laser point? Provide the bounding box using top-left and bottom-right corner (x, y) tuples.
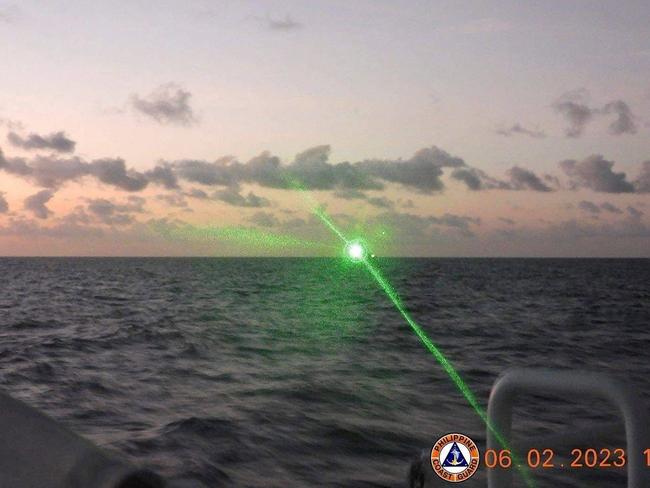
(278, 172), (534, 485)
(305, 201), (535, 487)
(345, 241), (366, 262)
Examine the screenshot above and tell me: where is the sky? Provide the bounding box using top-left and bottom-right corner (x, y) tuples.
(0, 0), (649, 256)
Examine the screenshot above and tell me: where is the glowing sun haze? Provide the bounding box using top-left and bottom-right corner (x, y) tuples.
(0, 0), (649, 256)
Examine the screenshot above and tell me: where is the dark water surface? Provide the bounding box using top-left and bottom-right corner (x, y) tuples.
(0, 258), (649, 487)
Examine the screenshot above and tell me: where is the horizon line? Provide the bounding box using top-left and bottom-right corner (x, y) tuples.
(0, 255), (648, 259)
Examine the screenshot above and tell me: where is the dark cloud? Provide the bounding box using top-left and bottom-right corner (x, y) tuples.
(0, 142), (383, 194)
(543, 174), (561, 189)
(0, 150), (149, 192)
(7, 131), (76, 153)
(25, 155), (88, 187)
(600, 202), (623, 214)
(173, 145), (451, 192)
(80, 197), (146, 226)
(60, 206), (92, 226)
(185, 188), (209, 199)
(578, 200), (601, 214)
(0, 192), (8, 213)
(333, 189), (366, 199)
(243, 151), (287, 188)
(287, 145), (382, 190)
(553, 90), (638, 138)
(496, 123), (546, 138)
(165, 145), (507, 195)
(172, 157), (237, 186)
(125, 196), (146, 211)
(24, 190), (54, 219)
(628, 206), (644, 219)
(248, 211), (280, 227)
(451, 167), (486, 190)
(451, 166), (551, 192)
(212, 187), (270, 207)
(3, 140), (645, 220)
(553, 90), (594, 138)
(289, 145), (354, 189)
(86, 200), (132, 225)
(87, 197), (144, 215)
(601, 100), (637, 135)
(332, 188), (393, 207)
(0, 148), (31, 176)
(294, 145), (329, 166)
(430, 213), (481, 233)
(90, 158), (148, 192)
(0, 157), (33, 176)
(560, 155), (635, 193)
(130, 84), (196, 126)
(507, 166), (553, 192)
(357, 146), (464, 192)
(634, 161), (650, 193)
(146, 163), (179, 189)
(89, 198), (135, 215)
(366, 196), (394, 208)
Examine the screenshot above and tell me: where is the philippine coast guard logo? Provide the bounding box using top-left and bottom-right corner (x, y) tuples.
(430, 433), (480, 483)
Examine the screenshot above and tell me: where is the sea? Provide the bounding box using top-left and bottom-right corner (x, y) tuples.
(0, 258), (648, 487)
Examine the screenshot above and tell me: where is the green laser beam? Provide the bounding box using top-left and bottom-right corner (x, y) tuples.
(151, 220), (335, 252)
(314, 210), (494, 417)
(157, 169), (532, 483)
(304, 195), (535, 486)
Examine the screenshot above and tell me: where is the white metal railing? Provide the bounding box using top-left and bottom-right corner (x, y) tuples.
(487, 368), (650, 488)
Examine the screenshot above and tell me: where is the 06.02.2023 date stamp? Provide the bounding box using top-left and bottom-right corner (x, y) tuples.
(483, 448), (650, 469)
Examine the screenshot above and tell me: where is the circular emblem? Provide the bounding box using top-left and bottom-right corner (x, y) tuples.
(430, 433), (480, 483)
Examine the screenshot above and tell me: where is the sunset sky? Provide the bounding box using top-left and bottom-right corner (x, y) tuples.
(1, 0), (649, 256)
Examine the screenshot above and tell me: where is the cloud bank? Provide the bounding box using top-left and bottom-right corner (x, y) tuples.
(0, 150), (148, 192)
(3, 143), (648, 207)
(7, 131), (76, 153)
